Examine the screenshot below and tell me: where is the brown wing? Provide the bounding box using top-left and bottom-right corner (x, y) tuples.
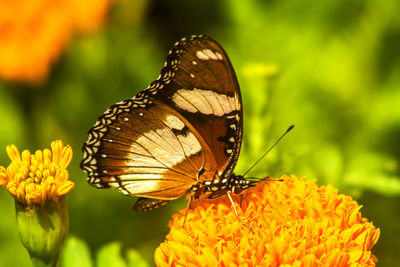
(81, 35), (242, 204)
(81, 98), (217, 200)
(140, 35), (243, 179)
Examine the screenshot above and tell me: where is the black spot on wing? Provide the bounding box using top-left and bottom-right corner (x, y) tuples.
(171, 125), (190, 137)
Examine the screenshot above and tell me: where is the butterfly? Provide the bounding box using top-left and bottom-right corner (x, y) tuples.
(81, 35), (265, 223)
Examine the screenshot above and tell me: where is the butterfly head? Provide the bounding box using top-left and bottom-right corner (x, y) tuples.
(229, 175), (278, 195)
(227, 174), (256, 194)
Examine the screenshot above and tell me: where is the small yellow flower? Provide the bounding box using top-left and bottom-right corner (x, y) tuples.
(0, 140), (74, 206)
(1, 140), (74, 266)
(155, 175), (380, 267)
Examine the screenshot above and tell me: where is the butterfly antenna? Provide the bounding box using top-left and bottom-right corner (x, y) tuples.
(242, 125), (294, 177)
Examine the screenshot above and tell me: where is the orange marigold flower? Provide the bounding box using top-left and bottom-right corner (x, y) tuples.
(0, 140), (74, 206)
(155, 175), (380, 267)
(0, 0), (110, 83)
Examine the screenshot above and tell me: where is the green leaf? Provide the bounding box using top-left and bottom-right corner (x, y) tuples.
(95, 242), (149, 267)
(96, 242), (127, 267)
(126, 249), (149, 267)
(59, 236), (92, 267)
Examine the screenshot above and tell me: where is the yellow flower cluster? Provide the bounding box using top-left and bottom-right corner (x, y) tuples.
(155, 175), (380, 266)
(0, 140), (74, 206)
(0, 0), (110, 83)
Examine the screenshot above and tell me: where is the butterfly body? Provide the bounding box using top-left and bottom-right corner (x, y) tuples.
(81, 35), (257, 212)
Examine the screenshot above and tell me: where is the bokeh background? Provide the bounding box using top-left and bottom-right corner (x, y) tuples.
(1, 0), (399, 266)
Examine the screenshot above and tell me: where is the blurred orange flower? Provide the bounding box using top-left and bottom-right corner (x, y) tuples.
(155, 175), (380, 266)
(0, 0), (110, 83)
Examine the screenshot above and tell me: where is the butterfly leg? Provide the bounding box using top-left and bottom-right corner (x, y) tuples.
(133, 198), (170, 211)
(182, 192), (195, 227)
(226, 191), (254, 233)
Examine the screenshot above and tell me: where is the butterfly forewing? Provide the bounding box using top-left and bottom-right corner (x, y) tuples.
(148, 36), (243, 179)
(81, 35), (243, 205)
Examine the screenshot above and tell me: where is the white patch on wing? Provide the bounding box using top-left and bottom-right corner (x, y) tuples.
(171, 92), (198, 113)
(164, 114), (185, 131)
(215, 51), (223, 60)
(233, 91), (241, 112)
(174, 89), (213, 115)
(177, 132), (202, 157)
(107, 176), (120, 187)
(196, 50), (208, 60)
(198, 89), (224, 115)
(120, 177), (187, 199)
(129, 142), (153, 157)
(135, 133), (185, 168)
(172, 88), (236, 116)
(121, 178), (163, 194)
(155, 127), (183, 152)
(120, 173), (165, 180)
(196, 49), (223, 60)
(125, 151), (165, 168)
(129, 118), (202, 171)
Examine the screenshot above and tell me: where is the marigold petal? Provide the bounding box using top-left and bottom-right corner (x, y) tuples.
(0, 166), (9, 186)
(59, 145), (73, 169)
(56, 181), (75, 195)
(35, 149), (44, 165)
(220, 251), (236, 266)
(16, 181), (26, 201)
(370, 228), (380, 250)
(44, 148), (52, 164)
(51, 140), (62, 165)
(21, 150), (31, 165)
(197, 247), (218, 266)
(302, 254), (317, 266)
(6, 145), (21, 162)
(6, 180), (17, 195)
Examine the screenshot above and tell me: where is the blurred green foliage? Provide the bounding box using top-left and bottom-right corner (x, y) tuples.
(1, 0), (399, 266)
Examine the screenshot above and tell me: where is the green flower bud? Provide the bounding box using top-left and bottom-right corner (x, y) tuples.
(16, 197), (69, 267)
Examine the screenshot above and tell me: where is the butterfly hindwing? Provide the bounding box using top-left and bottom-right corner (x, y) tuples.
(81, 97), (217, 199)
